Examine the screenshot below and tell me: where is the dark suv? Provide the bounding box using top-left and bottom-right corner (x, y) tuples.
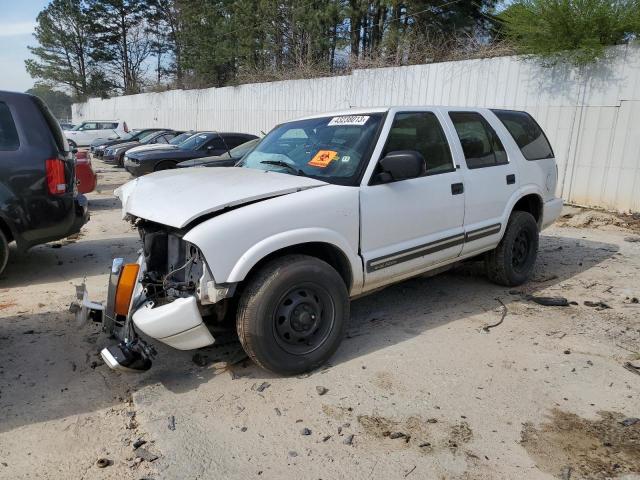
(0, 91), (89, 275)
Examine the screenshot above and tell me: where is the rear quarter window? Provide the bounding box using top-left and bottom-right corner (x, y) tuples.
(0, 101), (20, 151)
(31, 96), (68, 153)
(492, 110), (554, 160)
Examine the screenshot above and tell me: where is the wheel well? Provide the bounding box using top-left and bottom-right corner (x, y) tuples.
(242, 242), (353, 290)
(0, 218), (13, 243)
(512, 194), (542, 227)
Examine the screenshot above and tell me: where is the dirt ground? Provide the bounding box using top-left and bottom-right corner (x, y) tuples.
(0, 160), (639, 480)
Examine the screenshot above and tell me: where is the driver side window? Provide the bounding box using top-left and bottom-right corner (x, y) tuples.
(382, 112), (455, 176)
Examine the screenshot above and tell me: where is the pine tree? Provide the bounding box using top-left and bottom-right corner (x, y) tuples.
(25, 0), (95, 99)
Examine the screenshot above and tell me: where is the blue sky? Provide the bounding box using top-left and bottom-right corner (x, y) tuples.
(0, 0), (50, 92)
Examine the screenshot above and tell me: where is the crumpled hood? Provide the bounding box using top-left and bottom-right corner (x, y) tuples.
(115, 167), (328, 228)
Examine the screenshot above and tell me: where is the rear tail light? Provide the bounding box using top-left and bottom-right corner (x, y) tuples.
(123, 121), (129, 133)
(114, 263), (140, 316)
(46, 158), (67, 195)
(76, 150), (88, 164)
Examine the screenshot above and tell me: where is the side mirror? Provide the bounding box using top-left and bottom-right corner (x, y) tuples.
(71, 147), (78, 155)
(376, 151), (426, 183)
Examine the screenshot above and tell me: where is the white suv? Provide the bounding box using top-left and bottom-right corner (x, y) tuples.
(74, 107), (563, 375)
(64, 120), (128, 147)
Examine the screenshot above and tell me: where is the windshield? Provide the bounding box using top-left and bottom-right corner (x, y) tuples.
(239, 113), (384, 184)
(170, 132), (192, 145)
(179, 132), (214, 150)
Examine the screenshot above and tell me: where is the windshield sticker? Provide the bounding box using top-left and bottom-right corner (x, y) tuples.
(308, 150), (339, 168)
(341, 155), (351, 163)
(328, 115), (370, 126)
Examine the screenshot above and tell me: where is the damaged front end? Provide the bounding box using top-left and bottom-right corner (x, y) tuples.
(72, 218), (230, 372)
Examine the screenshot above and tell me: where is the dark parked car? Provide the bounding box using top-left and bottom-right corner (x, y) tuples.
(176, 137), (260, 168)
(0, 91), (89, 275)
(124, 132), (258, 176)
(103, 130), (183, 166)
(90, 128), (166, 159)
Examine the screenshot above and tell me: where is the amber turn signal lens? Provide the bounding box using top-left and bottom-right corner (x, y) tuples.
(114, 263), (140, 316)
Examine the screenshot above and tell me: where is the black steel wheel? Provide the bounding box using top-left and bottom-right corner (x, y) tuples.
(485, 211), (539, 286)
(237, 254), (349, 375)
(273, 283), (335, 356)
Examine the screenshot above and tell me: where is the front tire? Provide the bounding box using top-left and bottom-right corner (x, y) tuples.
(485, 211), (539, 286)
(154, 160), (176, 171)
(0, 230), (9, 276)
(236, 254), (349, 375)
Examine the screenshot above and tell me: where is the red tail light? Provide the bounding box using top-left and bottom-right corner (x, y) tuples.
(75, 150), (88, 164)
(46, 158), (67, 195)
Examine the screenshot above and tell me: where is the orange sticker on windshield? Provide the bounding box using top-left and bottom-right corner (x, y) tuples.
(308, 150), (338, 168)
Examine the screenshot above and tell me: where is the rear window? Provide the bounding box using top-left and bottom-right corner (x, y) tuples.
(0, 101), (20, 151)
(492, 110), (554, 160)
(32, 96), (67, 152)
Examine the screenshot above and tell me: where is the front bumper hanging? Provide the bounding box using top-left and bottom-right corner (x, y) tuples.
(70, 257), (154, 372)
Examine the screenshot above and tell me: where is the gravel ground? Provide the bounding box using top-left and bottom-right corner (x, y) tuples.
(0, 160), (638, 480)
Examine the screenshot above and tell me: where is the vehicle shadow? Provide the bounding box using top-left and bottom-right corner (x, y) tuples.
(0, 236), (140, 288)
(87, 196), (121, 211)
(0, 232), (618, 433)
(332, 233), (619, 366)
(0, 311), (219, 435)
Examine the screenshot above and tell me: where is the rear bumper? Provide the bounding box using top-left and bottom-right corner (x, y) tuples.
(70, 194), (90, 234)
(541, 197), (563, 230)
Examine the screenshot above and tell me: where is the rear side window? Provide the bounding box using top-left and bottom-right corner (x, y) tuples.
(32, 96), (67, 152)
(205, 137), (226, 150)
(492, 110), (554, 160)
(383, 112), (454, 175)
(0, 102), (19, 151)
(224, 136), (251, 149)
(449, 112), (507, 169)
(100, 122), (118, 129)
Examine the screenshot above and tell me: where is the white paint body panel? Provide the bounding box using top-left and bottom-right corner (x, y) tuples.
(116, 167), (327, 229)
(183, 184), (363, 293)
(132, 296), (214, 350)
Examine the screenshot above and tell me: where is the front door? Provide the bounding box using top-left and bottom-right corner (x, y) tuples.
(360, 111), (466, 291)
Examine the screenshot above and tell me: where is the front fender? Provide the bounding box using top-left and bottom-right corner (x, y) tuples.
(227, 227), (362, 289)
(182, 184), (362, 294)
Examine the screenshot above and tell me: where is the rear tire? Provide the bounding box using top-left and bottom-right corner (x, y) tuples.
(0, 230), (9, 276)
(485, 211), (539, 286)
(154, 161), (176, 171)
(236, 254), (349, 375)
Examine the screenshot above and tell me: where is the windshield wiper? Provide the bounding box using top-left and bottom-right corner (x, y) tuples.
(260, 160), (306, 176)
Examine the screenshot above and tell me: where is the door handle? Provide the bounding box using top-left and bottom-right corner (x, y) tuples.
(451, 183), (464, 195)
(506, 174), (516, 185)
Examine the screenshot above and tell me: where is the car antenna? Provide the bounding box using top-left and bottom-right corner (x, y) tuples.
(218, 131), (232, 157)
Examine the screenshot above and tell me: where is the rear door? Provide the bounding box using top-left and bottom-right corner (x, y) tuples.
(360, 110), (465, 290)
(444, 110), (518, 256)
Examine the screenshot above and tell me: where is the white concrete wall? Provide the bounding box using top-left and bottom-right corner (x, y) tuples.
(73, 45), (640, 212)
